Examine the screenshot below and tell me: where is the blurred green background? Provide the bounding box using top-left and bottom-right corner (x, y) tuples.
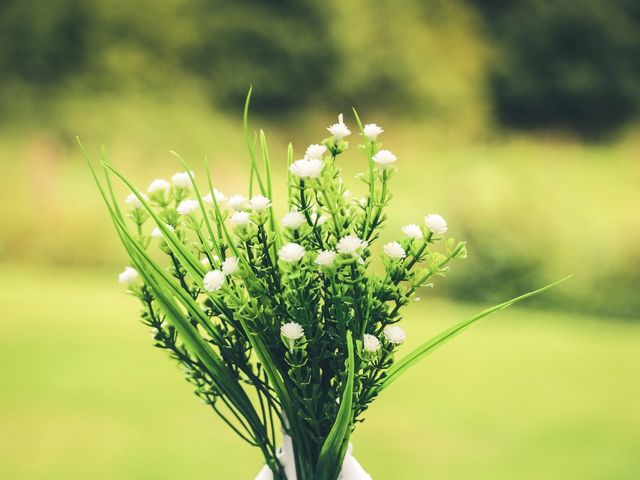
(1, 0), (639, 478)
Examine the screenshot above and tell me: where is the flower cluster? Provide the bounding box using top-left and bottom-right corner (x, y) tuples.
(103, 109), (469, 480)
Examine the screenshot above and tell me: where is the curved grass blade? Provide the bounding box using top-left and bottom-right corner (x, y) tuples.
(170, 150), (223, 259)
(377, 276), (572, 393)
(244, 86), (266, 196)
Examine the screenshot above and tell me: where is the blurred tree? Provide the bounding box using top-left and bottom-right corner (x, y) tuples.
(0, 0), (92, 86)
(182, 0), (338, 112)
(471, 0), (640, 137)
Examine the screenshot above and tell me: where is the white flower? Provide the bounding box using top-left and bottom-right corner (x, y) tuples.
(171, 171), (194, 188)
(125, 192), (147, 209)
(200, 255), (218, 268)
(383, 325), (406, 345)
(372, 149), (397, 167)
(281, 322), (305, 341)
(177, 199), (199, 215)
(249, 195), (272, 212)
(305, 144), (327, 160)
(118, 266), (138, 285)
(383, 241), (406, 259)
(222, 256), (239, 275)
(342, 190), (352, 200)
(290, 158), (324, 179)
(203, 270), (225, 292)
(281, 210), (306, 229)
(363, 334), (381, 353)
(230, 211), (251, 226)
(363, 123), (384, 141)
(327, 113), (351, 140)
(278, 243), (306, 263)
(203, 189), (226, 205)
(311, 211), (328, 226)
(151, 224), (175, 238)
(402, 223), (423, 240)
(425, 213), (448, 234)
(147, 179), (171, 195)
(227, 195), (248, 210)
(336, 235), (368, 257)
(315, 250), (337, 267)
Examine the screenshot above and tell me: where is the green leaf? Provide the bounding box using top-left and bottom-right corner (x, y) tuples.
(244, 86), (266, 196)
(170, 150), (222, 259)
(378, 276), (572, 392)
(102, 162), (206, 281)
(315, 331), (355, 480)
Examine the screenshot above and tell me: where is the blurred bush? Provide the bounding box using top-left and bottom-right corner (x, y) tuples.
(472, 0), (640, 137)
(182, 0), (337, 111)
(0, 0), (638, 319)
(0, 0), (92, 87)
(1, 0), (638, 134)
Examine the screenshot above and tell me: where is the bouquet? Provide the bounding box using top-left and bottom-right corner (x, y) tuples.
(83, 92), (564, 479)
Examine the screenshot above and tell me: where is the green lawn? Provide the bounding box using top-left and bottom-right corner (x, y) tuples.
(1, 264), (639, 479)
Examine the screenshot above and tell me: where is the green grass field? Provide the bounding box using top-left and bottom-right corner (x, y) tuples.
(1, 264), (639, 479)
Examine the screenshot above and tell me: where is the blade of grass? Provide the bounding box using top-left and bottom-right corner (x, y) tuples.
(244, 87), (266, 196)
(170, 150), (223, 259)
(259, 129), (281, 249)
(315, 331), (355, 480)
(377, 276), (572, 393)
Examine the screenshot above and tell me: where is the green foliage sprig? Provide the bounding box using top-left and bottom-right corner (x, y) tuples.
(82, 91), (567, 480)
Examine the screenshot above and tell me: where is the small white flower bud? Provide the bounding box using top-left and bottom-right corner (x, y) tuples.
(363, 334), (381, 353)
(281, 322), (305, 347)
(315, 250), (337, 267)
(171, 171), (194, 188)
(177, 199), (199, 215)
(227, 195), (248, 210)
(118, 266), (139, 285)
(203, 189), (226, 205)
(147, 179), (171, 195)
(151, 224), (174, 238)
(290, 158), (324, 179)
(327, 113), (351, 140)
(222, 257), (239, 275)
(383, 241), (406, 259)
(281, 210), (306, 229)
(363, 124), (384, 141)
(336, 235), (368, 257)
(383, 325), (406, 345)
(249, 195), (272, 212)
(230, 211), (251, 226)
(305, 144), (327, 160)
(278, 243), (306, 263)
(203, 270), (225, 292)
(425, 214), (448, 234)
(372, 149), (397, 167)
(402, 224), (423, 239)
(125, 192), (147, 209)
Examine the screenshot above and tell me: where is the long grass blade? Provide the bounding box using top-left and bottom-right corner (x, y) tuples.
(377, 276), (572, 393)
(244, 87), (266, 196)
(315, 331), (355, 480)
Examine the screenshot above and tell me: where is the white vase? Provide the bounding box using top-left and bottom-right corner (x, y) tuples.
(255, 435), (372, 480)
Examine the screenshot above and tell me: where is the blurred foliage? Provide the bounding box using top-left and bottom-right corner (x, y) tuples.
(0, 0), (485, 125)
(472, 0), (640, 137)
(0, 0), (92, 86)
(182, 0), (337, 111)
(1, 0), (639, 134)
(0, 0), (638, 318)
